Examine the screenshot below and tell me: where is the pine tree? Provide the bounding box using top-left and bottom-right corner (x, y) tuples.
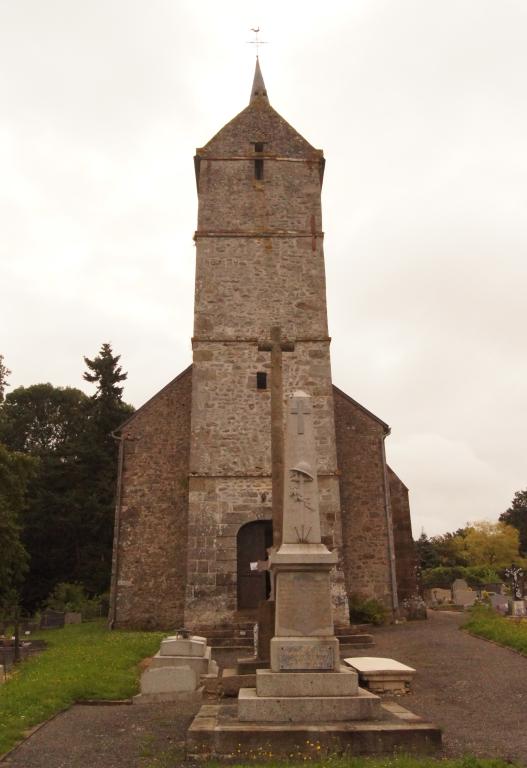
(83, 342), (127, 401)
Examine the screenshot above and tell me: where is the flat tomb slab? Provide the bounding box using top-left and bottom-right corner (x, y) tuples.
(344, 657), (416, 674)
(187, 701), (442, 759)
(256, 666), (358, 697)
(238, 686), (380, 722)
(344, 657), (416, 694)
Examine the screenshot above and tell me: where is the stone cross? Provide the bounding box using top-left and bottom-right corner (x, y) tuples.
(258, 326), (295, 548)
(505, 565), (524, 601)
(290, 398), (311, 435)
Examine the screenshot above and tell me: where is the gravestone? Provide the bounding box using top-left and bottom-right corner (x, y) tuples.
(490, 594), (509, 613)
(452, 579), (476, 607)
(430, 588), (452, 605)
(40, 610), (65, 629)
(509, 600), (526, 617)
(135, 632), (217, 704)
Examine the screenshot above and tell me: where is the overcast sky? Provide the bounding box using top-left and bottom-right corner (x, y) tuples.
(1, 0), (526, 537)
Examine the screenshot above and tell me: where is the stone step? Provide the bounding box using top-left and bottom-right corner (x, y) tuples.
(335, 624), (372, 634)
(338, 633), (374, 645)
(187, 701), (442, 759)
(238, 686), (381, 723)
(209, 637), (253, 648)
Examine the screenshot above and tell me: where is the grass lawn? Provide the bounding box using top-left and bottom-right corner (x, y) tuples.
(464, 605), (527, 655)
(0, 620), (163, 756)
(205, 759), (515, 768)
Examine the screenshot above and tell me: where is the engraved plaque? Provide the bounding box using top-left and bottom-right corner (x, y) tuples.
(278, 643), (334, 670)
(276, 572), (333, 636)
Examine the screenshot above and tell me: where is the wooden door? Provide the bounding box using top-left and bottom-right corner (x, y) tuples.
(237, 520), (273, 610)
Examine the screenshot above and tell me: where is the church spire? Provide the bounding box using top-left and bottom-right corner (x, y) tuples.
(250, 57), (269, 104)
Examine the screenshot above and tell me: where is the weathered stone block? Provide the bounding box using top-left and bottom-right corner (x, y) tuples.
(270, 636), (340, 672)
(238, 686), (381, 722)
(256, 667), (358, 697)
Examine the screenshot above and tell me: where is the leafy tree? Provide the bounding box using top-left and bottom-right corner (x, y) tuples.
(415, 529), (468, 570)
(430, 530), (468, 567)
(500, 489), (527, 555)
(0, 383), (89, 455)
(458, 521), (521, 567)
(0, 354), (11, 403)
(0, 384), (92, 607)
(0, 444), (36, 621)
(0, 346), (134, 610)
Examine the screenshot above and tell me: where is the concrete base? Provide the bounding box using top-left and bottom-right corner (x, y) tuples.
(238, 686), (380, 723)
(187, 701), (442, 758)
(134, 686), (203, 705)
(256, 666), (358, 697)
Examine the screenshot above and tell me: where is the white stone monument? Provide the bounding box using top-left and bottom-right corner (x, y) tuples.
(135, 632), (217, 704)
(238, 390), (381, 723)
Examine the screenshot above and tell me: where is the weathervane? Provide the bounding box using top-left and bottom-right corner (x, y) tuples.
(247, 26), (268, 57)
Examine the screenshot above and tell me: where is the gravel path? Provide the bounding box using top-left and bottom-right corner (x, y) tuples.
(2, 611), (527, 766)
(352, 610), (527, 764)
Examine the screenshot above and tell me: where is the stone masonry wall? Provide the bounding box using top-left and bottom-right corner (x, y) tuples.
(110, 367), (192, 630)
(333, 386), (396, 615)
(186, 344), (348, 627)
(388, 467), (417, 602)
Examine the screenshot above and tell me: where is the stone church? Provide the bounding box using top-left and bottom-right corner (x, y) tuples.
(108, 61), (416, 631)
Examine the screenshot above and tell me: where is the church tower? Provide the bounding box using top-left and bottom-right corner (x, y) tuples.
(185, 61), (347, 625)
(108, 61), (415, 632)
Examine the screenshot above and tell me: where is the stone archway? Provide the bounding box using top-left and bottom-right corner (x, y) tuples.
(237, 520), (273, 610)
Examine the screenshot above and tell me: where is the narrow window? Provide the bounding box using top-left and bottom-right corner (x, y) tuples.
(254, 142), (265, 180)
(256, 371), (267, 390)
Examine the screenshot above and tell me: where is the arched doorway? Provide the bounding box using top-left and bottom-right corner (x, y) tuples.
(237, 520), (273, 610)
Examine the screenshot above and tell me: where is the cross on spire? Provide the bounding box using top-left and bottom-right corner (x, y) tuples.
(247, 26), (268, 57)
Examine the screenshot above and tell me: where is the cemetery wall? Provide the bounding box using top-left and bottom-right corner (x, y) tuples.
(110, 366), (192, 630)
